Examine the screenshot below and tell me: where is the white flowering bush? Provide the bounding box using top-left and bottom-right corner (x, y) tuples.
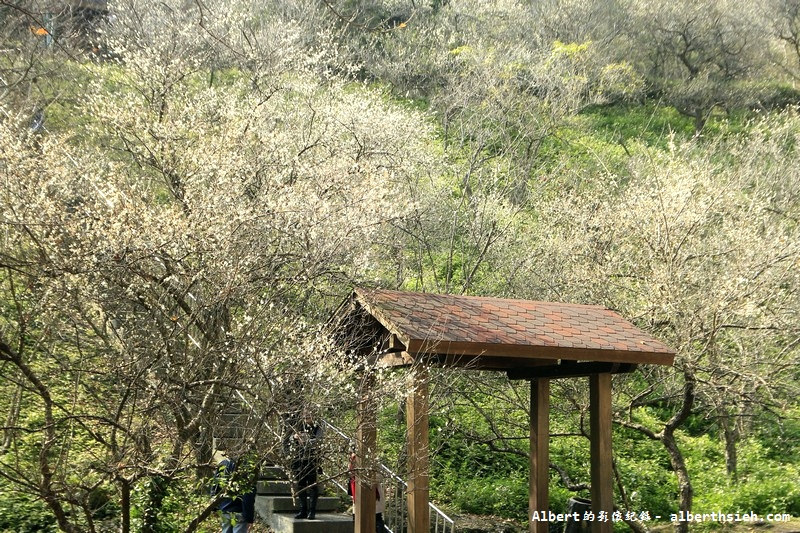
(0, 0), (437, 529)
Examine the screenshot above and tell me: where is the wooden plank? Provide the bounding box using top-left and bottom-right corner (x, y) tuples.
(389, 334), (406, 351)
(406, 367), (430, 533)
(437, 354), (557, 370)
(529, 379), (550, 533)
(355, 374), (376, 533)
(590, 373), (613, 533)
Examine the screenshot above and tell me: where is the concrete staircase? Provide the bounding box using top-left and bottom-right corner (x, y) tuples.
(256, 466), (353, 533)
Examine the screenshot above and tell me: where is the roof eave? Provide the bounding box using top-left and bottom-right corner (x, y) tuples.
(405, 338), (675, 366)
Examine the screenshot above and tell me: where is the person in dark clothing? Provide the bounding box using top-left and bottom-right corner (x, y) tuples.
(213, 452), (257, 533)
(287, 409), (323, 520)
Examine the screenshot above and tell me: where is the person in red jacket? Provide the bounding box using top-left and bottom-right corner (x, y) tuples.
(348, 448), (389, 533)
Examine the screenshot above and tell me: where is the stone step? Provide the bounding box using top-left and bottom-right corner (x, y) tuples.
(260, 466), (289, 480)
(254, 465), (354, 533)
(257, 480), (292, 495)
(262, 512), (354, 533)
(256, 495), (342, 514)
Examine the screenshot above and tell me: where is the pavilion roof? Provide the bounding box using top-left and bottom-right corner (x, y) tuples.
(341, 288), (675, 369)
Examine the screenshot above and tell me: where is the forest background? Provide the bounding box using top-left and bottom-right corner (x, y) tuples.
(0, 0), (799, 531)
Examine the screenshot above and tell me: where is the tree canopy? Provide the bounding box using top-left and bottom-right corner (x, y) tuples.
(1, 0), (799, 531)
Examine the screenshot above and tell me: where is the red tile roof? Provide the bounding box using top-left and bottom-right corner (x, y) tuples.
(353, 288), (675, 366)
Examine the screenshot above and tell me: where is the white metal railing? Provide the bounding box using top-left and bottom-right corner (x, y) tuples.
(226, 394), (455, 532)
(429, 500), (455, 533)
(321, 420), (455, 533)
(379, 464), (406, 533)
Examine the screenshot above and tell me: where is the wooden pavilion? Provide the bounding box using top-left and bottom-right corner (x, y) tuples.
(334, 288), (675, 533)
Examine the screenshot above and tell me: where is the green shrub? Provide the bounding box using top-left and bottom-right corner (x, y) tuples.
(731, 478), (800, 516)
(447, 475), (528, 517)
(689, 436), (800, 518)
(0, 490), (57, 533)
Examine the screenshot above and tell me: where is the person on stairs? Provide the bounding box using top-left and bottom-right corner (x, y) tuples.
(348, 447), (389, 533)
(288, 408), (323, 520)
(375, 482), (389, 533)
(212, 447), (257, 533)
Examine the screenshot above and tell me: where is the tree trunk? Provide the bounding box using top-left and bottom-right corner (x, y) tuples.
(720, 415), (738, 482)
(693, 108), (707, 134)
(196, 425), (215, 479)
(662, 429), (693, 533)
(119, 478), (131, 533)
(1, 382), (23, 452)
(0, 340), (78, 532)
(663, 372), (696, 533)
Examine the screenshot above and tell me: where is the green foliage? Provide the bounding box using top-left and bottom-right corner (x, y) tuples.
(580, 102), (698, 146)
(376, 402), (408, 470)
(691, 438), (800, 517)
(427, 398), (800, 521)
(596, 62), (645, 103)
(88, 486), (119, 520)
(548, 484), (577, 515)
(0, 489), (57, 533)
(130, 475), (217, 532)
(536, 123), (634, 186)
(438, 474), (528, 517)
(755, 407), (800, 464)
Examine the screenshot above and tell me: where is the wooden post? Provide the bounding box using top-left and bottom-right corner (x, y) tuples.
(590, 373), (613, 533)
(355, 373), (377, 533)
(407, 366), (429, 533)
(530, 378), (550, 533)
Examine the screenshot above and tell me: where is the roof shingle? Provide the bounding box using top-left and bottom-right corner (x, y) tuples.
(353, 288), (675, 367)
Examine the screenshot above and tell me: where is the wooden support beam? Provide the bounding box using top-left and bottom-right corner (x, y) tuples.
(529, 378), (550, 533)
(355, 374), (376, 533)
(508, 362), (637, 380)
(590, 373), (613, 533)
(388, 333), (406, 352)
(406, 366), (430, 533)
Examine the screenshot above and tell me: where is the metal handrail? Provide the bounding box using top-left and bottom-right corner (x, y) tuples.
(321, 419), (456, 533)
(228, 394), (455, 532)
